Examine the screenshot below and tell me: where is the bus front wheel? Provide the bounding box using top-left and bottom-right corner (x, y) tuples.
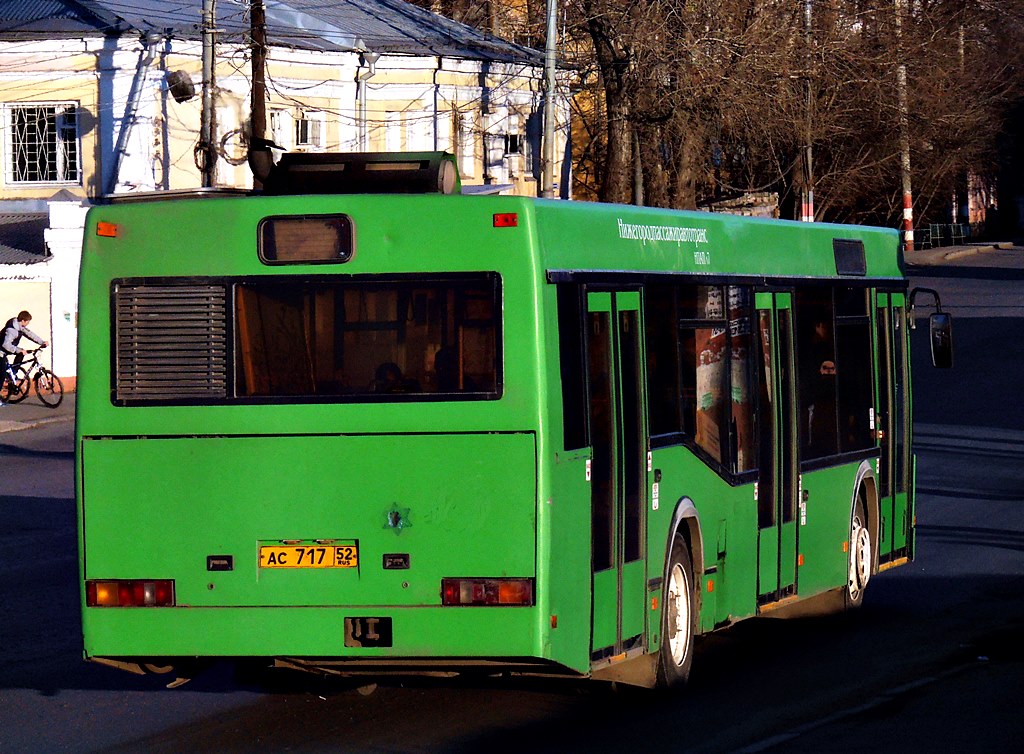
(657, 535), (695, 688)
(846, 499), (872, 608)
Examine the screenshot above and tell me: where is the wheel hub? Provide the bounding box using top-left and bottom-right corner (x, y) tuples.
(666, 563), (689, 665)
(849, 520), (872, 598)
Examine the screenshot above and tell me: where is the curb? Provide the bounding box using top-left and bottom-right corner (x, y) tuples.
(0, 413), (73, 434)
(944, 244), (997, 261)
(0, 415), (72, 432)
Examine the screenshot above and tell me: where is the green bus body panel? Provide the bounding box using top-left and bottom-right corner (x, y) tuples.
(534, 200), (902, 280)
(82, 606), (537, 659)
(546, 446), (596, 673)
(621, 559), (646, 640)
(81, 433), (537, 607)
(797, 463), (862, 595)
(591, 568), (617, 650)
(649, 445), (759, 628)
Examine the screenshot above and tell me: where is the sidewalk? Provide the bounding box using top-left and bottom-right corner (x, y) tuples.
(0, 390), (75, 433)
(903, 240), (1017, 266)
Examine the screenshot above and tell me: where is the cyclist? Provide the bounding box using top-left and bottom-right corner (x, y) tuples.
(1, 310), (48, 405)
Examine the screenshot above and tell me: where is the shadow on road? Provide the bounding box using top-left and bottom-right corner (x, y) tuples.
(78, 576), (1024, 754)
(911, 317), (1024, 430)
(0, 443), (73, 461)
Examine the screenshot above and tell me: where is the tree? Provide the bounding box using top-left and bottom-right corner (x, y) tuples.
(425, 0), (1024, 226)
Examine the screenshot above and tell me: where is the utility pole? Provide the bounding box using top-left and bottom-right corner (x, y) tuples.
(199, 0), (218, 187)
(250, 0), (267, 188)
(251, 0), (266, 143)
(541, 0), (557, 199)
(801, 0), (814, 222)
(895, 0), (914, 251)
(107, 32), (160, 195)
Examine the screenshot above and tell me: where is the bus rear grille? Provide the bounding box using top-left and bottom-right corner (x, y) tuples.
(115, 284), (228, 401)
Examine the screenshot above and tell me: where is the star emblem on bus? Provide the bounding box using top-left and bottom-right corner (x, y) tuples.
(384, 504), (412, 534)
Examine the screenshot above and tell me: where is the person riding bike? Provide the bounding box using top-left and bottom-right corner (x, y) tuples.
(1, 311), (48, 405)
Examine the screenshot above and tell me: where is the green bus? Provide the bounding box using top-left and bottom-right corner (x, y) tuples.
(76, 152), (945, 688)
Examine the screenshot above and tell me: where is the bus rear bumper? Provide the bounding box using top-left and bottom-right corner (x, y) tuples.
(82, 604), (568, 674)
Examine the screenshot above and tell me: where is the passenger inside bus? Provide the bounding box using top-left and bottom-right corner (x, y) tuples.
(372, 362), (419, 393)
(798, 313), (838, 458)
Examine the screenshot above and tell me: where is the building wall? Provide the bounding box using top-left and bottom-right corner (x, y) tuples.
(0, 278), (50, 344)
(1, 36), (567, 199)
(0, 199), (85, 380)
(43, 199), (87, 378)
(0, 39), (97, 199)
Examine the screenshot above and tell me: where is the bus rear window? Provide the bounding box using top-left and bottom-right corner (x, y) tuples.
(258, 214), (354, 264)
(235, 275), (500, 401)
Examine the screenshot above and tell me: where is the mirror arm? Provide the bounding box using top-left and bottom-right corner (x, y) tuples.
(908, 286), (943, 329)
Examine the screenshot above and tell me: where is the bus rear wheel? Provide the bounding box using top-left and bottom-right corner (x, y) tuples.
(657, 535), (695, 688)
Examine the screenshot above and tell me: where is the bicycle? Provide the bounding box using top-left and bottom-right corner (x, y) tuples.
(1, 346), (64, 408)
(1, 353), (28, 404)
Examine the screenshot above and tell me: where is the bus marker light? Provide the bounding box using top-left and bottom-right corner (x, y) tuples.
(707, 579), (714, 593)
(651, 597), (658, 610)
(798, 554), (805, 566)
(96, 221), (119, 238)
(842, 541), (850, 553)
(551, 615), (558, 628)
(441, 578), (534, 606)
(493, 213), (518, 228)
(86, 579), (175, 607)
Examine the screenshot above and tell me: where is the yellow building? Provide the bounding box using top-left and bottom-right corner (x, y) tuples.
(0, 0), (570, 380)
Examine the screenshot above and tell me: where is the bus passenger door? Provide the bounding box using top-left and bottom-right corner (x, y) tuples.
(875, 293), (911, 560)
(755, 292), (799, 604)
(586, 291), (649, 661)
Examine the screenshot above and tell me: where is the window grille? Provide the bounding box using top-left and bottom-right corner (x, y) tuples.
(114, 284), (228, 402)
(6, 104), (80, 183)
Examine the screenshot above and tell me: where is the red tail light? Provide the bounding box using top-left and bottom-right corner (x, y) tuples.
(86, 580), (175, 607)
(441, 578), (534, 606)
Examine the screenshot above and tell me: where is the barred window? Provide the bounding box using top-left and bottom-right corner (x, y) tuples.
(294, 111), (323, 149)
(5, 103), (80, 184)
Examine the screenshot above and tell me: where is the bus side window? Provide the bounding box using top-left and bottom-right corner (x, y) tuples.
(682, 286), (728, 466)
(728, 286), (756, 473)
(795, 288), (839, 459)
(646, 282), (754, 476)
(557, 284), (589, 451)
(644, 284), (683, 439)
(835, 287), (874, 452)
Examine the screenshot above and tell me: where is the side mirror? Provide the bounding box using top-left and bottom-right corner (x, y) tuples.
(910, 287), (954, 369)
(929, 311), (953, 368)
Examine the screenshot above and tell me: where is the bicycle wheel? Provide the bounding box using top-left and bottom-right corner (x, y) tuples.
(34, 369), (64, 408)
(3, 366), (31, 403)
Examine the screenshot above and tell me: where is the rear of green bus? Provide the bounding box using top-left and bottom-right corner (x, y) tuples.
(76, 192), (571, 680)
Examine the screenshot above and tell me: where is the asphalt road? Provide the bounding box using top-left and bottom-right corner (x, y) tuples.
(1, 247), (1021, 752)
